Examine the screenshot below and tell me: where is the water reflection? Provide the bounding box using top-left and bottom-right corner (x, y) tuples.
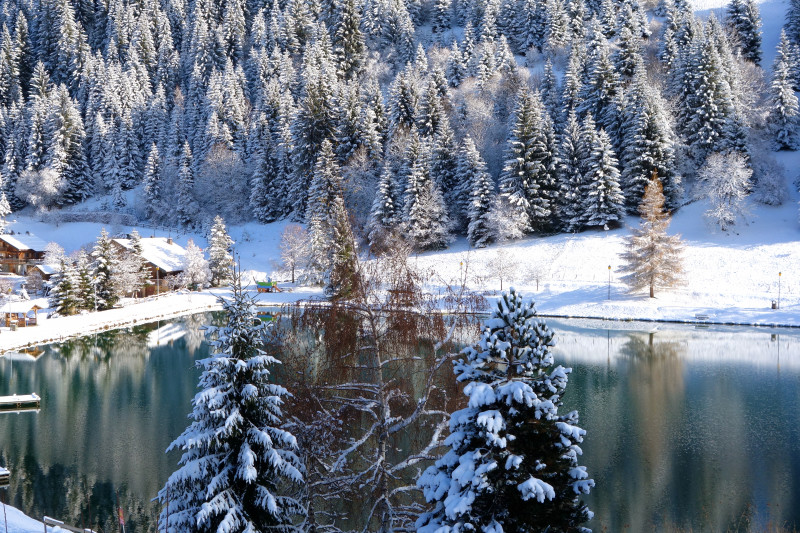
(554, 320), (800, 531)
(0, 315), (213, 533)
(1, 316), (799, 532)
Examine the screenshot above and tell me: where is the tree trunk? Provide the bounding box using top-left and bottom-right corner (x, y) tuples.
(650, 283), (655, 298)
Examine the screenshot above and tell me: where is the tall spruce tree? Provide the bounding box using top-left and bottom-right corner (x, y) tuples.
(460, 136), (495, 248)
(157, 273), (304, 533)
(417, 288), (594, 532)
(498, 88), (556, 235)
(91, 228), (119, 310)
(582, 128), (625, 228)
(771, 31), (800, 150)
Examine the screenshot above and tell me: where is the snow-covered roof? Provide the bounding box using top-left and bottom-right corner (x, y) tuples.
(113, 237), (187, 273)
(0, 233), (48, 252)
(33, 264), (58, 275)
(3, 298), (48, 314)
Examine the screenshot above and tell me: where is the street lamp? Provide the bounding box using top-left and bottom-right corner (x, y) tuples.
(608, 265), (611, 300)
(778, 272), (782, 310)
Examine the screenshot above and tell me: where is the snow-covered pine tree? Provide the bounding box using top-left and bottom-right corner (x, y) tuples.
(367, 166), (401, 252)
(333, 0), (365, 80)
(325, 196), (359, 299)
(49, 258), (78, 316)
(0, 192), (9, 233)
(619, 173), (684, 297)
(621, 67), (682, 212)
(556, 110), (587, 232)
(417, 288), (594, 532)
(75, 251), (96, 312)
(726, 0), (761, 64)
(460, 136), (496, 248)
(771, 31), (800, 150)
(208, 215), (234, 287)
(143, 143), (162, 221)
(157, 272), (304, 533)
(582, 128), (625, 229)
(176, 141), (199, 228)
(290, 37), (337, 217)
(127, 229), (150, 297)
(499, 88), (556, 235)
(403, 138), (452, 251)
(305, 139), (341, 282)
(91, 228), (119, 310)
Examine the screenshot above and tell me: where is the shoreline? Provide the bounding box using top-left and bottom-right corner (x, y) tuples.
(1, 285), (799, 355)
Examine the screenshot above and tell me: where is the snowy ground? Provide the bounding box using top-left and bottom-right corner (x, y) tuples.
(1, 181), (798, 356)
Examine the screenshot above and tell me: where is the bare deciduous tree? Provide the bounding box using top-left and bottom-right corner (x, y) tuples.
(698, 152), (752, 231)
(279, 224), (310, 284)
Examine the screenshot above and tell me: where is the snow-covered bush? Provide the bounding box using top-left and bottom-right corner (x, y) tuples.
(417, 288), (594, 532)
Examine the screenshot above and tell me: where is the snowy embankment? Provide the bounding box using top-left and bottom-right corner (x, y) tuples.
(0, 503), (44, 533)
(2, 192), (799, 356)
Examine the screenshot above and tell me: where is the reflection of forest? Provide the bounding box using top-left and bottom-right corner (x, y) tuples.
(0, 315), (213, 533)
(3, 316), (800, 532)
(565, 329), (800, 532)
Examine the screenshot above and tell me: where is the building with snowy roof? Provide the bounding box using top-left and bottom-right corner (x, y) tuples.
(112, 236), (188, 294)
(0, 232), (47, 275)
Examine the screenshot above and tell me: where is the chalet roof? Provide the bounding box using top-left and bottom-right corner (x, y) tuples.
(113, 237), (187, 274)
(0, 233), (48, 252)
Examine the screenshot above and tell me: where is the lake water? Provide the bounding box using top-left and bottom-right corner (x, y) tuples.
(1, 314), (799, 532)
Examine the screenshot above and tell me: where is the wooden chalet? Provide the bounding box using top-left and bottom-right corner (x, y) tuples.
(0, 233), (47, 275)
(112, 236), (188, 295)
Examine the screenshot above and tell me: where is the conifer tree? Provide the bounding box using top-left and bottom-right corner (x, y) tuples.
(403, 138), (452, 251)
(582, 129), (625, 228)
(325, 197), (359, 299)
(726, 0), (762, 64)
(177, 141), (199, 227)
(91, 228), (119, 310)
(290, 40), (337, 216)
(771, 31), (800, 150)
(305, 140), (342, 282)
(123, 230), (150, 298)
(50, 258), (78, 316)
(620, 174), (684, 297)
(621, 69), (682, 211)
(499, 89), (556, 234)
(75, 251), (96, 312)
(367, 166), (401, 251)
(333, 0), (365, 80)
(208, 215), (234, 287)
(0, 192), (10, 234)
(158, 272), (304, 533)
(143, 143), (162, 220)
(460, 136), (495, 248)
(556, 111), (587, 232)
(417, 288), (593, 532)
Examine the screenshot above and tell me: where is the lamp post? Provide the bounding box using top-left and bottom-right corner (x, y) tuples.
(608, 265), (611, 300)
(778, 272), (782, 309)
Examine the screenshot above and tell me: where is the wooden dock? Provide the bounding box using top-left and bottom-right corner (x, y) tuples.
(0, 393), (40, 412)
